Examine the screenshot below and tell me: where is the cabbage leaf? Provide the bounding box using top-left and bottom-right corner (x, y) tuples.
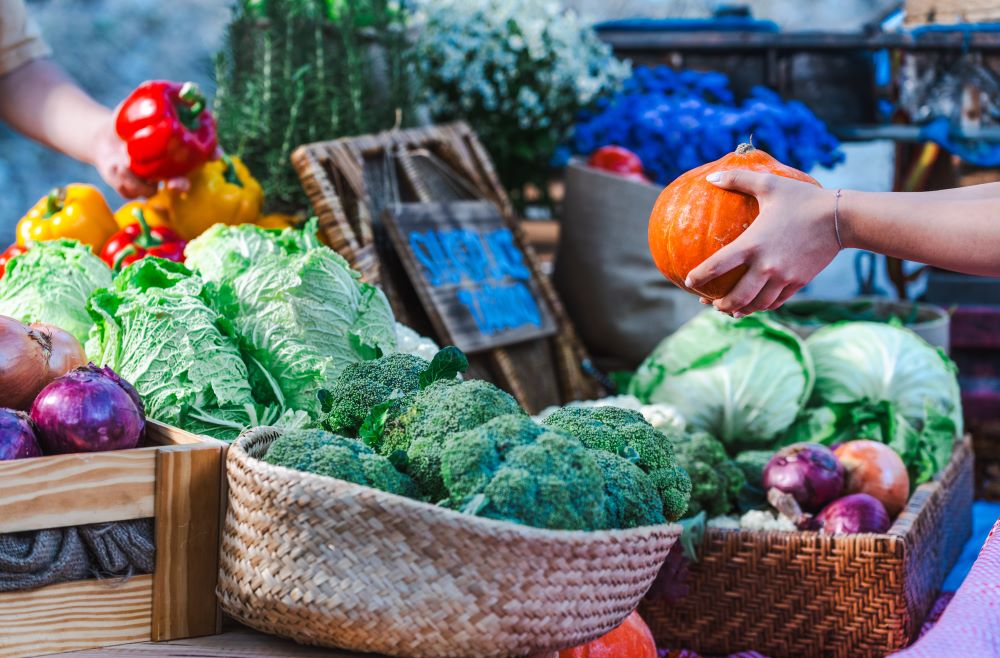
(0, 239), (112, 343)
(629, 311), (813, 449)
(86, 258), (255, 427)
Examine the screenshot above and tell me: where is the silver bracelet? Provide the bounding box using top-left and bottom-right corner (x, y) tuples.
(833, 189), (844, 250)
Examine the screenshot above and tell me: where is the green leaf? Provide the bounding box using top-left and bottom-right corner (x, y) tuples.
(358, 399), (395, 448)
(460, 493), (489, 516)
(678, 511), (706, 562)
(317, 388), (334, 414)
(419, 346), (469, 389)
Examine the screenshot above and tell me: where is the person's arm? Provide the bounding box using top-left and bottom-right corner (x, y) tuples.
(0, 58), (158, 198)
(684, 170), (1000, 317)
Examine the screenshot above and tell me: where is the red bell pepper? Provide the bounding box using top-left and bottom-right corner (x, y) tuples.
(100, 208), (187, 271)
(588, 145), (650, 182)
(115, 80), (218, 180)
(0, 244), (27, 279)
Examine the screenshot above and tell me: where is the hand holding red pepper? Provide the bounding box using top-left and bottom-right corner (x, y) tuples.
(100, 207), (187, 271)
(115, 80), (218, 181)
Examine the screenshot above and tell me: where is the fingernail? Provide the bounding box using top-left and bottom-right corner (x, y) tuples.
(706, 172), (723, 183)
(733, 312), (744, 319)
(684, 276), (693, 287)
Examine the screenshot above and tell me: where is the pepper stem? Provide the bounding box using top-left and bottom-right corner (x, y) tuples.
(131, 207), (160, 249)
(176, 82), (206, 131)
(736, 141), (756, 155)
(44, 188), (64, 218)
(112, 244), (138, 272)
(221, 154), (245, 188)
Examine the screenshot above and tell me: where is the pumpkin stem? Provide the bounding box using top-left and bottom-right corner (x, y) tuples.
(736, 142), (756, 155)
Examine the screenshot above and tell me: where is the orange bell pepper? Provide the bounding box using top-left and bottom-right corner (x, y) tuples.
(17, 184), (118, 253)
(256, 213), (298, 230)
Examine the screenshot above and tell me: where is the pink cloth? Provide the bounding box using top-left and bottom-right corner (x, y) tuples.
(888, 519), (1000, 658)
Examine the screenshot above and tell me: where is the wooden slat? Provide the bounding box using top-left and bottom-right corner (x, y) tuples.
(0, 448), (158, 534)
(146, 420), (224, 447)
(151, 444), (225, 641)
(0, 576), (153, 658)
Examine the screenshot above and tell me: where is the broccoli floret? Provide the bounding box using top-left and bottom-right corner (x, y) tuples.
(263, 429), (418, 498)
(542, 406), (675, 472)
(380, 379), (525, 500)
(590, 451), (666, 529)
(734, 449), (775, 489)
(542, 406), (690, 519)
(261, 429), (335, 471)
(320, 353), (429, 435)
(441, 415), (606, 530)
(673, 431), (746, 518)
(647, 466), (692, 521)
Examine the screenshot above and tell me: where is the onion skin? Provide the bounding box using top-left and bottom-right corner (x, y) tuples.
(0, 408), (42, 460)
(763, 442), (845, 512)
(817, 493), (891, 535)
(0, 316), (50, 410)
(834, 440), (910, 517)
(29, 323), (87, 382)
(31, 364), (145, 454)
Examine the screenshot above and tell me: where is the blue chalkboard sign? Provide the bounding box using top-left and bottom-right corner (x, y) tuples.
(382, 201), (558, 353)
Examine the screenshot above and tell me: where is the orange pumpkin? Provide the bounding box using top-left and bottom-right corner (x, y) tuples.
(647, 142), (820, 300)
(558, 611), (657, 658)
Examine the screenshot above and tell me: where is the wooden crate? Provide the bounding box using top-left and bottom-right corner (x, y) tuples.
(0, 422), (226, 658)
(905, 0), (1000, 25)
(642, 435), (975, 658)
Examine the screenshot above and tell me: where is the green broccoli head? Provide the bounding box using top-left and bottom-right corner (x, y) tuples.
(381, 379), (525, 501)
(673, 431), (746, 518)
(542, 406), (676, 472)
(261, 429), (335, 471)
(590, 451), (666, 529)
(441, 416), (606, 531)
(320, 353), (429, 435)
(647, 466), (692, 522)
(263, 429), (418, 498)
(734, 449), (775, 489)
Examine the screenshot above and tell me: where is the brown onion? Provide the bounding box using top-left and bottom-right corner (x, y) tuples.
(834, 440), (910, 517)
(29, 323), (87, 381)
(0, 316), (86, 410)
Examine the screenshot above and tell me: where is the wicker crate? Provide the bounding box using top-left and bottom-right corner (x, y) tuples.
(641, 435), (974, 658)
(0, 421), (226, 658)
(905, 0), (1000, 25)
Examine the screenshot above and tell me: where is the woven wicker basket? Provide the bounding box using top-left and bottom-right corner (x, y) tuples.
(217, 427), (682, 658)
(641, 435), (975, 658)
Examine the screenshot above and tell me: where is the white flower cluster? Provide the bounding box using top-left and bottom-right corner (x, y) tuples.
(412, 0), (628, 167)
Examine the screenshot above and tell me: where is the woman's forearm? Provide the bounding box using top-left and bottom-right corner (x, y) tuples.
(0, 59), (109, 165)
(840, 190), (1000, 276)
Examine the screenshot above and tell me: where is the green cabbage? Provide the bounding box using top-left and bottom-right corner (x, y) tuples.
(212, 247), (397, 416)
(0, 239), (112, 343)
(184, 220), (322, 284)
(629, 311), (813, 449)
(791, 322), (963, 483)
(86, 258), (255, 427)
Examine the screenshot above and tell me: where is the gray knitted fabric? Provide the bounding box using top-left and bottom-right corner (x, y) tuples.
(0, 519), (155, 593)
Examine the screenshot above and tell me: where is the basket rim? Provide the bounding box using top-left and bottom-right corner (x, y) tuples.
(230, 425), (685, 542)
(701, 433), (972, 543)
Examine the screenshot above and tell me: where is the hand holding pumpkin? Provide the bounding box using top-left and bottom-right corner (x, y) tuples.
(684, 169), (841, 317)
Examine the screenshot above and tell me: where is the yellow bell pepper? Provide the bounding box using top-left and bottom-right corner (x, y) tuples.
(256, 213), (298, 230)
(17, 184), (118, 253)
(114, 199), (172, 230)
(158, 155), (264, 240)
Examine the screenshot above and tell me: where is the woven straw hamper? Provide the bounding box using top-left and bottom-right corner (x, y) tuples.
(217, 428), (682, 658)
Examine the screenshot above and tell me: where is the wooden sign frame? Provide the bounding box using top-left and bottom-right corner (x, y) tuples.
(291, 122), (603, 412)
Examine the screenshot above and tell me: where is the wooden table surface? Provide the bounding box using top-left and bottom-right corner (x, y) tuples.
(53, 621), (373, 657)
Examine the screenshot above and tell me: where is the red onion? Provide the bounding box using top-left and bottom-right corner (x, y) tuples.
(763, 442), (844, 512)
(0, 408), (42, 460)
(817, 493), (891, 534)
(31, 364), (145, 454)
